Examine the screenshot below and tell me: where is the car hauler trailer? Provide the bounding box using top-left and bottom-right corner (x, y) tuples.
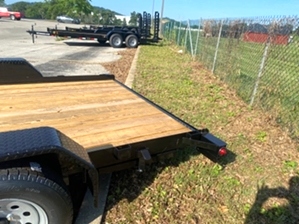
(0, 58), (227, 223)
(27, 11), (160, 48)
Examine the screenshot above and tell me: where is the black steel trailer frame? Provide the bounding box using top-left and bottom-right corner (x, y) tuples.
(0, 58), (228, 223)
(27, 11), (161, 48)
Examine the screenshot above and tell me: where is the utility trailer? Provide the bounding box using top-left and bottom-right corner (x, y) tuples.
(0, 58), (227, 223)
(27, 11), (161, 48)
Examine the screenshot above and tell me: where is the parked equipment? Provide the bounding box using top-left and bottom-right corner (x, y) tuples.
(27, 11), (161, 48)
(0, 58), (227, 223)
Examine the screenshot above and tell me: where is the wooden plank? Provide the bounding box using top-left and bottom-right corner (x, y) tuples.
(0, 80), (191, 150)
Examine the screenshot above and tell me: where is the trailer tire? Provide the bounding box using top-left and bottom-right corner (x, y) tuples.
(0, 167), (73, 224)
(125, 34), (138, 48)
(109, 33), (123, 48)
(10, 14), (16, 20)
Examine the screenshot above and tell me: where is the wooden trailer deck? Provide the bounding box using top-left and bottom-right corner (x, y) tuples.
(0, 79), (191, 151)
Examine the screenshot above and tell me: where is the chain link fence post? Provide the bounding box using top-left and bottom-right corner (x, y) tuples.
(177, 21), (182, 45)
(212, 20), (223, 73)
(167, 21), (171, 40)
(184, 24), (188, 51)
(172, 21), (175, 41)
(187, 19), (194, 57)
(250, 40), (270, 106)
(194, 19), (201, 57)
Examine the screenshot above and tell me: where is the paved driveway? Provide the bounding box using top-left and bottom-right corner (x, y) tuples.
(0, 18), (124, 76)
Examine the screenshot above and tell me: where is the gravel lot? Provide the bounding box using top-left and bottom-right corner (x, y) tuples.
(0, 18), (125, 76)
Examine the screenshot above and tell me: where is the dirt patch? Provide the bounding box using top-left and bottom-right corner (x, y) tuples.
(100, 48), (137, 83)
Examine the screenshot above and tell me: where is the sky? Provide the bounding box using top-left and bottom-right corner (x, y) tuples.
(5, 0), (299, 20)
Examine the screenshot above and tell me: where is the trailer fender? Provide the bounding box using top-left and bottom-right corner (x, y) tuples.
(0, 126), (99, 206)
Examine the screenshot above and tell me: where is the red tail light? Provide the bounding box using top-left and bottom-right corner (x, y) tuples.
(218, 147), (227, 156)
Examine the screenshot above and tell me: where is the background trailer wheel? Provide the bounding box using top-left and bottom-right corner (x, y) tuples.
(0, 167), (73, 224)
(125, 34), (139, 48)
(109, 33), (123, 48)
(10, 15), (16, 20)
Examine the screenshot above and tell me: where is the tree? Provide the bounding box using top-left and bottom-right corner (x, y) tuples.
(0, 0), (5, 7)
(84, 7), (123, 25)
(122, 18), (127, 26)
(98, 10), (114, 25)
(46, 0), (92, 19)
(129, 11), (138, 26)
(10, 1), (31, 13)
(114, 18), (122, 25)
(25, 2), (49, 19)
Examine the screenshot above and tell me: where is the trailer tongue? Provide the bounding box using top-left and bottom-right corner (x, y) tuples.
(0, 58), (227, 223)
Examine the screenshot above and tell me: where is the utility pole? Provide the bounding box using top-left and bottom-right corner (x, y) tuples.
(152, 0), (155, 18)
(159, 0), (165, 37)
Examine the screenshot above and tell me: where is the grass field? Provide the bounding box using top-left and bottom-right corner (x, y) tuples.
(103, 42), (299, 224)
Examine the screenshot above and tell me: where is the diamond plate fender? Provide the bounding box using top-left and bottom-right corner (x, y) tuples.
(0, 126), (99, 206)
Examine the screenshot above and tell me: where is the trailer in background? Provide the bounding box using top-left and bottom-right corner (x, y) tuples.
(27, 11), (161, 48)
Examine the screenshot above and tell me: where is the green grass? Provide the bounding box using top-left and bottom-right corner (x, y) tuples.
(103, 42), (299, 224)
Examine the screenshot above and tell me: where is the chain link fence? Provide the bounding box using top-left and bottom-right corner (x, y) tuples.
(163, 16), (299, 141)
